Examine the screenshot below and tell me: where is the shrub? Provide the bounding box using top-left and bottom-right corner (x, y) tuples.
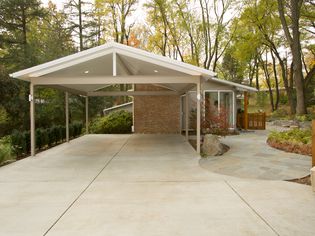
(69, 123), (74, 138)
(61, 126), (66, 140)
(202, 101), (230, 136)
(22, 130), (31, 154)
(47, 127), (55, 146)
(268, 128), (312, 145)
(90, 111), (132, 134)
(0, 136), (13, 164)
(294, 114), (314, 122)
(11, 129), (25, 156)
(10, 122), (83, 158)
(36, 128), (43, 150)
(72, 121), (83, 137)
(41, 129), (49, 147)
(269, 108), (290, 120)
(69, 121), (83, 138)
(267, 128), (312, 156)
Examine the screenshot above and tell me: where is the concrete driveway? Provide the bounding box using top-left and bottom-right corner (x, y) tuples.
(0, 134), (314, 236)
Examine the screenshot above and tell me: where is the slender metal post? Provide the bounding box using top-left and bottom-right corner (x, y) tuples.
(85, 96), (89, 134)
(185, 92), (189, 141)
(30, 83), (35, 156)
(197, 82), (201, 154)
(65, 92), (69, 142)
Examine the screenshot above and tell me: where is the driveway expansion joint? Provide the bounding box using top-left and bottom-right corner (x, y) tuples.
(42, 136), (131, 236)
(225, 180), (280, 236)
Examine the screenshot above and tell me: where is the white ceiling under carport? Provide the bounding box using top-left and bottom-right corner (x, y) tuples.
(10, 42), (256, 95)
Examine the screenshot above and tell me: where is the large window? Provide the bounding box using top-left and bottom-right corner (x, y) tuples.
(204, 91), (234, 127)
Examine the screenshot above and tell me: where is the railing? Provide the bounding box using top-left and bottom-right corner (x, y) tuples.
(237, 112), (266, 130)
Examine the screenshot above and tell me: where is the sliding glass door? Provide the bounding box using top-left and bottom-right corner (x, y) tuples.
(204, 91), (234, 127)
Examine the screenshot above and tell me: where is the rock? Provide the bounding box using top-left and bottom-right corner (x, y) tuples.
(201, 134), (228, 156)
(273, 120), (299, 127)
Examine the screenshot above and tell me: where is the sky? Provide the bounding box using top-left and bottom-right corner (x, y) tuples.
(42, 0), (68, 9)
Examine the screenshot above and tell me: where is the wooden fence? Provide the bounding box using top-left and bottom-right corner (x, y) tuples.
(237, 112), (266, 130)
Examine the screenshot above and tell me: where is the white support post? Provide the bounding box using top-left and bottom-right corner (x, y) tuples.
(197, 82), (201, 154)
(30, 83), (35, 156)
(85, 96), (89, 134)
(65, 92), (69, 142)
(185, 92), (189, 141)
(232, 91), (236, 129)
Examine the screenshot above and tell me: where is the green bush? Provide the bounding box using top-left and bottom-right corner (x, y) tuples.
(68, 121), (83, 138)
(0, 136), (13, 164)
(268, 128), (312, 145)
(294, 114), (314, 122)
(10, 122), (83, 157)
(90, 111), (132, 134)
(72, 121), (83, 137)
(47, 127), (55, 146)
(11, 129), (25, 156)
(36, 128), (50, 150)
(23, 130), (30, 154)
(269, 108), (290, 120)
(36, 129), (43, 150)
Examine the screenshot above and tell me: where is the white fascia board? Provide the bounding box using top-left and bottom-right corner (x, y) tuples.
(207, 77), (258, 92)
(114, 43), (216, 77)
(10, 41), (216, 81)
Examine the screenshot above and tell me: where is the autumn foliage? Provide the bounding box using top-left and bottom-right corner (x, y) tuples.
(202, 100), (230, 136)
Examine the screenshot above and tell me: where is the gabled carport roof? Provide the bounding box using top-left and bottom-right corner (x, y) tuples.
(10, 42), (256, 94)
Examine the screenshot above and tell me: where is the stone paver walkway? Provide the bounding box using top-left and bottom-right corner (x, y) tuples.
(199, 131), (311, 180)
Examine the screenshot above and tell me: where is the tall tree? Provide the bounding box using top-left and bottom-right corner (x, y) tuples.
(199, 0), (237, 71)
(65, 0), (95, 51)
(29, 1), (76, 63)
(102, 0), (138, 44)
(277, 0), (306, 114)
(0, 0), (45, 69)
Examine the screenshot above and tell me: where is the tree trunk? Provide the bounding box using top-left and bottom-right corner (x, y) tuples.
(271, 51), (280, 110)
(255, 57), (259, 90)
(272, 49), (296, 114)
(291, 0), (307, 114)
(277, 0), (306, 114)
(78, 0), (83, 51)
(259, 53), (275, 111)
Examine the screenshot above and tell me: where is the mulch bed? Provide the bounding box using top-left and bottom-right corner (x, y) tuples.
(267, 139), (312, 186)
(267, 139), (312, 156)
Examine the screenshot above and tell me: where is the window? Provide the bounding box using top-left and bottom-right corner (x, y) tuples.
(204, 91), (234, 127)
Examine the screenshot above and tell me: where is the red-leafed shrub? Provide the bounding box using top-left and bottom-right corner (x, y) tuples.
(202, 100), (230, 136)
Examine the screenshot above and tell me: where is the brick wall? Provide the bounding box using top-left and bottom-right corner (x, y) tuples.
(134, 84), (180, 134)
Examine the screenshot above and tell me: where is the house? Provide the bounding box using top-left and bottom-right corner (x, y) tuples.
(10, 42), (256, 155)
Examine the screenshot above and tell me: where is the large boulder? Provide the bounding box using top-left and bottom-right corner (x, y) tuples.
(201, 134), (228, 156)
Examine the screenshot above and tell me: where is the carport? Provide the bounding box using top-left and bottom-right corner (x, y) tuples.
(10, 42), (217, 156)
